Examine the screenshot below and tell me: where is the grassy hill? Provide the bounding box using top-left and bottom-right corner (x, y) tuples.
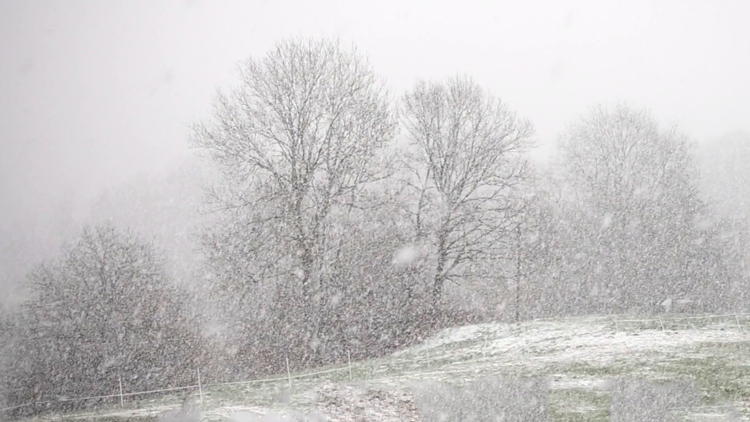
(26, 313), (750, 421)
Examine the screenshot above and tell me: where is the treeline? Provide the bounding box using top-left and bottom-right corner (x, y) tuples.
(1, 38), (749, 417)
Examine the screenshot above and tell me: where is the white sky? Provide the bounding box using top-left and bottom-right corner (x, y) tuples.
(1, 0), (749, 230)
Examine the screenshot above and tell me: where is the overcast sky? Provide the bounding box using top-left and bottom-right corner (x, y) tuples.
(1, 0), (749, 231)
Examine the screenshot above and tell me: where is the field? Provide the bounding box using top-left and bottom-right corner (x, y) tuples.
(20, 313), (750, 421)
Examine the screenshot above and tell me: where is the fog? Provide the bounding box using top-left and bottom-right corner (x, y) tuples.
(2, 1), (750, 420)
(2, 1), (749, 297)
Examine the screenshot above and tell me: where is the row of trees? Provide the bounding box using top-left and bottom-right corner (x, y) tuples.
(2, 38), (749, 416)
(0, 226), (204, 414)
(190, 39), (536, 372)
(521, 106), (745, 317)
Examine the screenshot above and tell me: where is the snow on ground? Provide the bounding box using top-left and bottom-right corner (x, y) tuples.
(400, 323), (486, 353)
(31, 314), (750, 421)
(208, 405), (293, 422)
(394, 315), (748, 373)
(375, 314), (750, 420)
(63, 404), (177, 420)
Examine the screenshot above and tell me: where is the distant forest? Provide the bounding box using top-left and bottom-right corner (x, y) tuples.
(2, 38), (750, 417)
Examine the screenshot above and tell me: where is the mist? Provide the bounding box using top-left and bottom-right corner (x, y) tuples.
(2, 0), (749, 298)
(1, 1), (750, 420)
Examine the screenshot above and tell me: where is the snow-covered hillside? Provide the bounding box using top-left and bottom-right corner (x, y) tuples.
(38, 314), (750, 421)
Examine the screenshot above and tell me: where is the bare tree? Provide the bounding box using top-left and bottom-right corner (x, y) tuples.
(507, 186), (550, 323)
(556, 103), (719, 313)
(0, 303), (12, 410)
(698, 131), (750, 309)
(4, 223), (199, 415)
(399, 75), (534, 308)
(191, 38), (397, 303)
(698, 130), (750, 219)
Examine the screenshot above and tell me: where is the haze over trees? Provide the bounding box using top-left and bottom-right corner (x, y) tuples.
(2, 224), (201, 413)
(557, 105), (717, 313)
(1, 37), (749, 416)
(398, 75), (534, 308)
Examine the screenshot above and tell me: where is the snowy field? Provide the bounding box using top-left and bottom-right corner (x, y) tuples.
(24, 314), (750, 421)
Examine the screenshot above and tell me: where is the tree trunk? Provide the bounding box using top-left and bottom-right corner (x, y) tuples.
(515, 224), (522, 323)
(433, 229), (448, 310)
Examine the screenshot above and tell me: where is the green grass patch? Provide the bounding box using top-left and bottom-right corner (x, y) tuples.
(23, 314), (750, 421)
(57, 418), (154, 422)
(548, 389), (611, 422)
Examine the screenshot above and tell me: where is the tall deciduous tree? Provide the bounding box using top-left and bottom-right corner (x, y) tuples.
(8, 224), (198, 413)
(191, 38), (397, 304)
(557, 103), (719, 313)
(698, 131), (750, 304)
(191, 38), (402, 369)
(698, 131), (750, 219)
(399, 75), (534, 308)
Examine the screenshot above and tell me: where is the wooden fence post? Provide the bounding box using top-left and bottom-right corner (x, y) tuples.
(197, 368), (204, 405)
(118, 375), (124, 408)
(347, 351), (353, 381)
(285, 356), (292, 389)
